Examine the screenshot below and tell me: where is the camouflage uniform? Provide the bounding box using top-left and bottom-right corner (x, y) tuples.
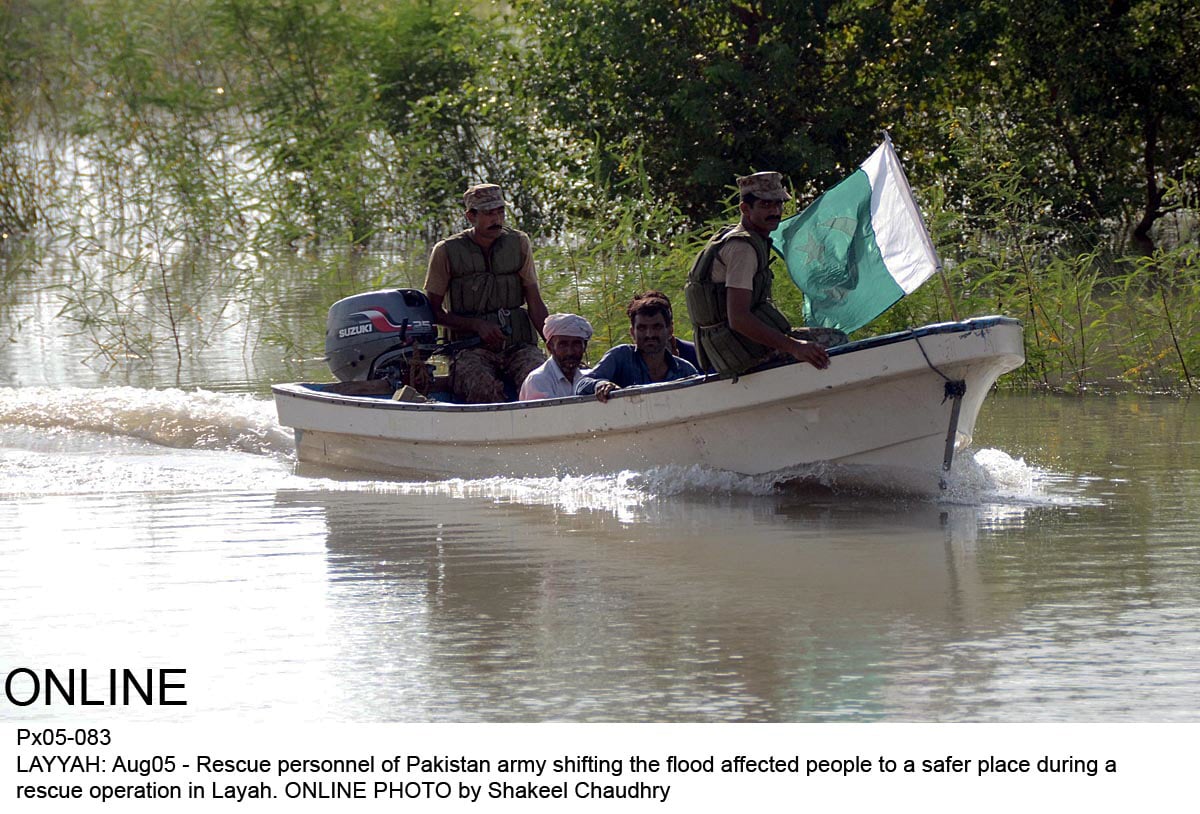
(451, 345), (546, 404)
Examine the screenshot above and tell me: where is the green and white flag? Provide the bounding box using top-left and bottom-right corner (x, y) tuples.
(771, 136), (940, 333)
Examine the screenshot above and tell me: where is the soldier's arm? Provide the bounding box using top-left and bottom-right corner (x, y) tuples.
(726, 288), (828, 369)
(425, 243), (505, 345)
(523, 283), (549, 340)
(424, 292), (503, 345)
(518, 235), (549, 338)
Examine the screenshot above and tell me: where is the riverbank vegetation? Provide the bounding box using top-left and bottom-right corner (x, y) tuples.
(2, 0), (1196, 391)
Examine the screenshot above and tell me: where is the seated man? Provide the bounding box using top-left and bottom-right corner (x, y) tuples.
(685, 171), (845, 377)
(629, 289), (709, 372)
(424, 183), (548, 403)
(518, 313), (593, 401)
(575, 293), (699, 403)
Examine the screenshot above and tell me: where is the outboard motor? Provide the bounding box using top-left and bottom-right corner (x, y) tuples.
(325, 289), (439, 385)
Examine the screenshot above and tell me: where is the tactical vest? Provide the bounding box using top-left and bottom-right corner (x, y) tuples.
(684, 224), (792, 375)
(441, 227), (536, 347)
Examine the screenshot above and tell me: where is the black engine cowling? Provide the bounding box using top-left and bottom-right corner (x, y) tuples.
(325, 289), (439, 383)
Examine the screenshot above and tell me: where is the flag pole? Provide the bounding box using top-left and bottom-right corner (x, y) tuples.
(882, 131), (961, 322)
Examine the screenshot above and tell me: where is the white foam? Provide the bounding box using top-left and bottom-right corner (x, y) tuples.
(942, 448), (1099, 507)
(350, 472), (650, 521)
(627, 464), (789, 497)
(298, 450), (1090, 517)
(0, 386), (293, 456)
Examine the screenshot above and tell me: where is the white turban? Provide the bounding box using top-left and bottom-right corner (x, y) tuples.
(544, 313), (593, 341)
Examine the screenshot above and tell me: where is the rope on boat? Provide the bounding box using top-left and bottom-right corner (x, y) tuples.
(914, 334), (968, 489)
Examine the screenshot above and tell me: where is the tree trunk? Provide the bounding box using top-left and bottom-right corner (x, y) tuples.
(1130, 110), (1163, 257)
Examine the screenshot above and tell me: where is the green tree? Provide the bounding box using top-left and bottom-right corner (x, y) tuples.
(367, 0), (588, 238)
(902, 0), (1200, 255)
(995, 0), (1200, 254)
(516, 0), (908, 219)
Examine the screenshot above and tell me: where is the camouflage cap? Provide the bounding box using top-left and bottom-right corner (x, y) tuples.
(736, 171), (791, 201)
(464, 183), (507, 212)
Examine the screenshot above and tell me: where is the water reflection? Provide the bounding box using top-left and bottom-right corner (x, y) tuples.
(272, 486), (1013, 721)
(258, 401), (1200, 723)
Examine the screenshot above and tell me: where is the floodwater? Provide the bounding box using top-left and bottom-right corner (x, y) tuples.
(1, 259), (1198, 723)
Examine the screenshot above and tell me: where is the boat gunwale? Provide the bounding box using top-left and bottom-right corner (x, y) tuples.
(272, 315), (1022, 413)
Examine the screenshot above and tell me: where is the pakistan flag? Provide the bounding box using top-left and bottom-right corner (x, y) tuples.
(771, 137), (940, 333)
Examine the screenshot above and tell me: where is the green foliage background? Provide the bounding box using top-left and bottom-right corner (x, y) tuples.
(1, 0), (1197, 390)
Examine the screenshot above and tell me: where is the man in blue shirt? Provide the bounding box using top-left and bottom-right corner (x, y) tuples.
(576, 292), (700, 403)
(672, 336), (701, 370)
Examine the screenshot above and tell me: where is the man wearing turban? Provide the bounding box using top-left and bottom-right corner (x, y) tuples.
(518, 313), (594, 401)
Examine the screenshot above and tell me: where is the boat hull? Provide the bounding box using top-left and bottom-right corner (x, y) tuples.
(273, 317), (1024, 492)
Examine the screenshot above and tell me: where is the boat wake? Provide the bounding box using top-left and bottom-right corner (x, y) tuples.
(0, 386), (1095, 514)
(305, 451), (1093, 517)
(0, 386), (296, 496)
(0, 386), (292, 456)
(942, 448), (1100, 507)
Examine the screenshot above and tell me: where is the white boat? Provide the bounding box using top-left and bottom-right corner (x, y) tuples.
(273, 315), (1025, 493)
